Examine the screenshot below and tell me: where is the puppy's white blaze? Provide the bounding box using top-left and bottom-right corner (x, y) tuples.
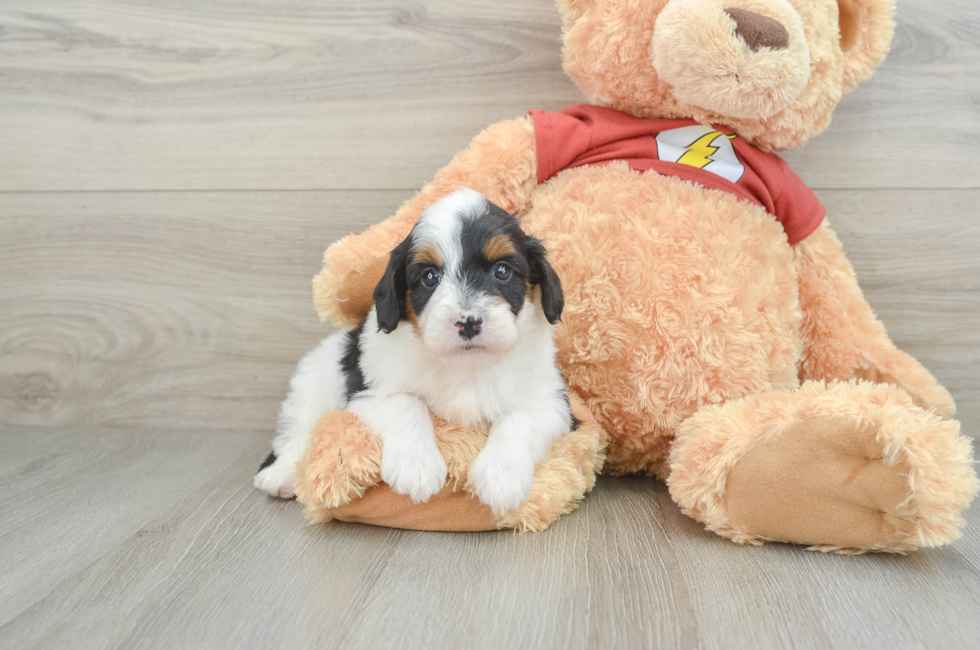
(411, 187), (486, 275)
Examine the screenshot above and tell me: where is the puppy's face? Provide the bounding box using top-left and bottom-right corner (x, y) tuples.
(373, 189), (563, 360)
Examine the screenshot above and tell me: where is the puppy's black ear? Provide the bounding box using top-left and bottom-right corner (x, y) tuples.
(373, 236), (412, 333)
(526, 236), (564, 325)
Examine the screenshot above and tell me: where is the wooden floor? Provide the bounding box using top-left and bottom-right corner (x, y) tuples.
(1, 1), (978, 648)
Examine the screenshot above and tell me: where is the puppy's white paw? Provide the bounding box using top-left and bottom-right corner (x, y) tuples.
(254, 461), (297, 499)
(381, 439), (447, 503)
(468, 447), (535, 516)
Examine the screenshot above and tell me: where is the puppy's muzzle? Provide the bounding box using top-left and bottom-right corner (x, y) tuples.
(455, 314), (483, 340)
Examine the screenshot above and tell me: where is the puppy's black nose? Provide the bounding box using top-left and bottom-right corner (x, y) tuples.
(455, 315), (483, 340)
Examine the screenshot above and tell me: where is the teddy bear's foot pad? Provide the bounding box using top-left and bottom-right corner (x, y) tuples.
(724, 415), (915, 551)
(668, 381), (977, 553)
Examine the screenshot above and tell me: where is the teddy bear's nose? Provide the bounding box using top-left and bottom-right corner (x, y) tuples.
(724, 8), (789, 51)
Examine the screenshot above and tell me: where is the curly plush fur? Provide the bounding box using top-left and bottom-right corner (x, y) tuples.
(295, 394), (605, 532)
(297, 0), (977, 548)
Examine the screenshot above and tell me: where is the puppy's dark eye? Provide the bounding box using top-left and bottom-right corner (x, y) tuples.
(492, 263), (512, 281)
(421, 268), (441, 288)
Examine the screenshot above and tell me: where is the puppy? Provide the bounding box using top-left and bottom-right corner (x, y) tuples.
(254, 188), (574, 515)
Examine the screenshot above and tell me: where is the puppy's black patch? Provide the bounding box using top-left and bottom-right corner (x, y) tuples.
(374, 236), (413, 333)
(560, 390), (581, 432)
(341, 321), (368, 400)
(258, 451), (277, 471)
(458, 203), (533, 315)
(455, 200), (564, 323)
(525, 236), (564, 325)
(406, 264), (441, 318)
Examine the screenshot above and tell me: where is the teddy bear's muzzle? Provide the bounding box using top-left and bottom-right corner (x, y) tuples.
(651, 0), (812, 120)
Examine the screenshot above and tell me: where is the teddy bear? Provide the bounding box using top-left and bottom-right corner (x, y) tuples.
(292, 0), (977, 552)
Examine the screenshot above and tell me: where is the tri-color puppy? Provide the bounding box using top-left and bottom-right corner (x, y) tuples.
(254, 188), (575, 515)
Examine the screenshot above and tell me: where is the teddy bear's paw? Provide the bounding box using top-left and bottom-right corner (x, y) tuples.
(467, 446), (535, 517)
(380, 436), (448, 504)
(254, 460), (298, 499)
(851, 357), (957, 419)
(669, 381), (978, 553)
(723, 415), (919, 551)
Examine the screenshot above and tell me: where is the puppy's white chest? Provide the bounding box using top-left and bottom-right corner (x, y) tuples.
(423, 369), (516, 426)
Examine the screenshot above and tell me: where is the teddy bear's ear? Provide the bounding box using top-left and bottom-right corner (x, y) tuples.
(837, 0), (896, 93)
(555, 0), (595, 27)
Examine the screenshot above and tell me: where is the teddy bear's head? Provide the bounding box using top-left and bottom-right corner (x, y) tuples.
(557, 0), (894, 150)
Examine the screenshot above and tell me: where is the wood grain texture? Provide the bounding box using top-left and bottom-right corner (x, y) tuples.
(2, 190), (977, 436)
(817, 189), (980, 434)
(0, 426), (270, 627)
(0, 190), (409, 430)
(0, 0), (976, 192)
(0, 428), (977, 650)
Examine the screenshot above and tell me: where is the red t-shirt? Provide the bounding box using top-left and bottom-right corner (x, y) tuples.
(529, 105), (824, 244)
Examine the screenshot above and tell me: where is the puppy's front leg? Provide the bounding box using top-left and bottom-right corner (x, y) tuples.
(469, 405), (571, 516)
(348, 394), (447, 503)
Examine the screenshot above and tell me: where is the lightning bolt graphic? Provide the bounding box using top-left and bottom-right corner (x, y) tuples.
(676, 131), (725, 169)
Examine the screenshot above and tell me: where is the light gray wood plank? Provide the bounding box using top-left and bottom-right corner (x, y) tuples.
(1, 446), (977, 650)
(782, 0), (980, 189)
(0, 0), (581, 192)
(0, 426), (270, 627)
(818, 189), (980, 435)
(0, 190), (410, 430)
(0, 0), (975, 192)
(336, 477), (700, 650)
(2, 189), (976, 437)
(651, 478), (980, 650)
(0, 427), (398, 650)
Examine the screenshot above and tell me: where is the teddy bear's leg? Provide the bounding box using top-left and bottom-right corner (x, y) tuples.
(794, 221), (955, 416)
(294, 393), (607, 532)
(667, 380), (978, 553)
(314, 116), (539, 328)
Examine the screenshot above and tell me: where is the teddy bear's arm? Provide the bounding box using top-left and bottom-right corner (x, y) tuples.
(313, 116), (538, 328)
(794, 221), (955, 416)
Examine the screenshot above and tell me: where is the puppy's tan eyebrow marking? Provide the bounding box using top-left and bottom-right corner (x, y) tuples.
(413, 244), (442, 267)
(484, 236), (516, 262)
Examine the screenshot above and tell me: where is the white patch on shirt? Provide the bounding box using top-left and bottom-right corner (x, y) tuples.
(655, 124), (745, 184)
